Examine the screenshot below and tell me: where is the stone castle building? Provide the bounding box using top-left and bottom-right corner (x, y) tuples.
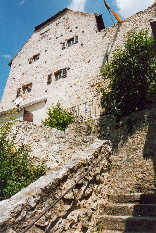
(0, 5), (155, 124)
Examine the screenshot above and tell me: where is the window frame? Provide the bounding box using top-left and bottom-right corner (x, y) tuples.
(62, 36), (78, 50)
(28, 53), (40, 64)
(54, 68), (67, 81)
(22, 82), (32, 94)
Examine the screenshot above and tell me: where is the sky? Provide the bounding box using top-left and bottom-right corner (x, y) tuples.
(0, 0), (154, 101)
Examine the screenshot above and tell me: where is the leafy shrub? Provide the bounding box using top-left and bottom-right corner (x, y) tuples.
(101, 30), (156, 119)
(42, 103), (75, 131)
(0, 118), (46, 200)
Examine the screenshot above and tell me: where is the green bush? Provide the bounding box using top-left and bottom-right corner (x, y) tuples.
(0, 118), (46, 200)
(42, 103), (75, 131)
(101, 30), (156, 119)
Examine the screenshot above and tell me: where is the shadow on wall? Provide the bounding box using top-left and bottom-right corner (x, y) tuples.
(98, 102), (156, 232)
(124, 107), (156, 232)
(124, 191), (156, 232)
(98, 102), (156, 183)
(102, 23), (121, 67)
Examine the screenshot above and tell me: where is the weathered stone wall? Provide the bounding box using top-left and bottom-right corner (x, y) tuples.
(0, 5), (155, 123)
(1, 110), (156, 232)
(9, 120), (96, 170)
(0, 139), (110, 233)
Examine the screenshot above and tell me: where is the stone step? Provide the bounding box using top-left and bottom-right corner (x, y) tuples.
(98, 203), (156, 216)
(101, 231), (149, 233)
(96, 215), (156, 232)
(108, 192), (156, 204)
(101, 231), (152, 233)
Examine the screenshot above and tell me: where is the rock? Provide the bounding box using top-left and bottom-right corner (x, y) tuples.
(35, 220), (49, 231)
(7, 229), (17, 233)
(27, 197), (36, 209)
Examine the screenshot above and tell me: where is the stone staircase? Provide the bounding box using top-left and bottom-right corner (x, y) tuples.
(95, 192), (156, 233)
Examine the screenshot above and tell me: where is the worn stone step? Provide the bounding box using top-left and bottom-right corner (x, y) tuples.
(108, 192), (156, 204)
(101, 231), (149, 233)
(98, 203), (156, 216)
(101, 231), (152, 233)
(96, 215), (156, 232)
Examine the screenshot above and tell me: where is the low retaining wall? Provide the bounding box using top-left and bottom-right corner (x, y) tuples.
(0, 139), (111, 233)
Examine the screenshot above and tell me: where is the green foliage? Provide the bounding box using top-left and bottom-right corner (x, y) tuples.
(42, 103), (75, 131)
(101, 30), (156, 119)
(0, 116), (46, 200)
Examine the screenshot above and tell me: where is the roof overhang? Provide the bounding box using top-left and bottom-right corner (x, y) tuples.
(35, 8), (69, 31)
(0, 97), (47, 116)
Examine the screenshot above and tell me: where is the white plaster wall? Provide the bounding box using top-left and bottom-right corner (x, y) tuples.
(25, 101), (47, 124)
(0, 102), (46, 125)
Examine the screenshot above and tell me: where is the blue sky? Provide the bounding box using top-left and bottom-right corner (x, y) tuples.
(0, 0), (153, 101)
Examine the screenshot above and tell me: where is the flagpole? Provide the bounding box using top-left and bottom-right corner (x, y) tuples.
(104, 0), (122, 23)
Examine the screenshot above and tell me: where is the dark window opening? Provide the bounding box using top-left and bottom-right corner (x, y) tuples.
(55, 71), (62, 81)
(95, 15), (105, 32)
(16, 88), (21, 98)
(75, 36), (78, 44)
(62, 36), (78, 50)
(67, 37), (75, 47)
(28, 54), (40, 64)
(47, 74), (52, 84)
(62, 68), (67, 78)
(33, 54), (40, 61)
(55, 68), (67, 81)
(22, 83), (32, 94)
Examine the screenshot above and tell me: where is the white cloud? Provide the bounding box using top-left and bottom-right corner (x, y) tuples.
(0, 54), (11, 59)
(19, 0), (25, 6)
(68, 0), (87, 12)
(116, 0), (154, 18)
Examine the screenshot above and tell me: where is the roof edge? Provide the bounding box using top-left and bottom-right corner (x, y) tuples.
(34, 8), (99, 32)
(34, 8), (68, 31)
(0, 97), (47, 116)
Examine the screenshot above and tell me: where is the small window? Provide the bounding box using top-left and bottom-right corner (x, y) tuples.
(67, 37), (74, 47)
(55, 71), (62, 81)
(33, 54), (40, 61)
(62, 68), (67, 78)
(47, 74), (52, 84)
(16, 88), (21, 98)
(28, 54), (40, 64)
(55, 68), (67, 81)
(62, 36), (78, 50)
(22, 83), (32, 94)
(75, 36), (78, 44)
